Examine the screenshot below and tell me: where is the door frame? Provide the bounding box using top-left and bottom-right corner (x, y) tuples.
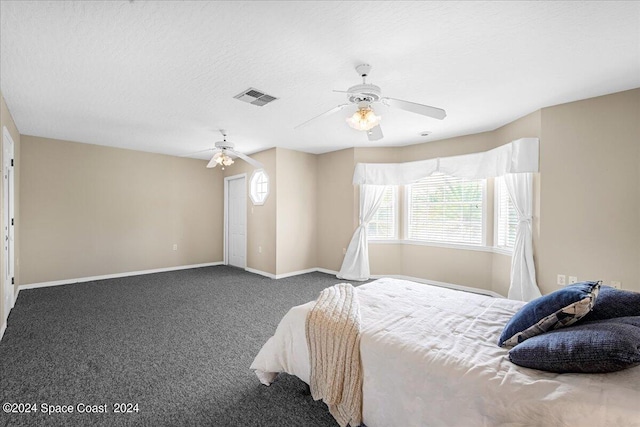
(2, 126), (15, 324)
(223, 173), (247, 268)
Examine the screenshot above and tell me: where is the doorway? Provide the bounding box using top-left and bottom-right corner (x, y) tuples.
(3, 126), (15, 323)
(224, 174), (247, 269)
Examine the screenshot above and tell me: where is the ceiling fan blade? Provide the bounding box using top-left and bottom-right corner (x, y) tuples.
(367, 125), (384, 141)
(294, 104), (350, 129)
(206, 156), (219, 168)
(382, 97), (447, 120)
(332, 90), (352, 94)
(234, 151), (264, 169)
(180, 148), (214, 157)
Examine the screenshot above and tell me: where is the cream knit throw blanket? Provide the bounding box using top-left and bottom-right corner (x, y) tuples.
(306, 283), (363, 427)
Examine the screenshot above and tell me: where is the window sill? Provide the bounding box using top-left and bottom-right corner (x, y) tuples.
(369, 239), (513, 256)
(369, 239), (490, 253)
(492, 247), (513, 256)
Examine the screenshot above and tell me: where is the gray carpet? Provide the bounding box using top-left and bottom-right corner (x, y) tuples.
(0, 266), (363, 426)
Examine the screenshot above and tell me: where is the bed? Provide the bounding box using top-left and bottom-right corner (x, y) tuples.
(251, 278), (640, 427)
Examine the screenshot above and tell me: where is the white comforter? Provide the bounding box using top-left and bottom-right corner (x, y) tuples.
(251, 278), (640, 427)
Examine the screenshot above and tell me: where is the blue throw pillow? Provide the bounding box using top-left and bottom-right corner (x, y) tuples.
(584, 286), (640, 321)
(508, 316), (640, 373)
(498, 281), (600, 347)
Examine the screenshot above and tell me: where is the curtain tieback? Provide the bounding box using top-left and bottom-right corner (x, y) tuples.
(518, 216), (533, 224)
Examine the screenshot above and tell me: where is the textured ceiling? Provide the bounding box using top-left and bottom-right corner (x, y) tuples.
(1, 1), (639, 158)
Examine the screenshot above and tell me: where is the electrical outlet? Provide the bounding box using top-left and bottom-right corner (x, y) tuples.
(568, 276), (577, 285)
(611, 281), (622, 289)
(258, 245), (262, 254)
(343, 248), (347, 255)
(557, 274), (566, 286)
(172, 244), (178, 251)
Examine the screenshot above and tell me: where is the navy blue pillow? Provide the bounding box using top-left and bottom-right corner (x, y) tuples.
(584, 286), (640, 321)
(498, 281), (600, 347)
(508, 316), (640, 373)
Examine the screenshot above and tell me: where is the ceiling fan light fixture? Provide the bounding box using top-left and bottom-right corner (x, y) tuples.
(346, 104), (381, 131)
(207, 151), (234, 169)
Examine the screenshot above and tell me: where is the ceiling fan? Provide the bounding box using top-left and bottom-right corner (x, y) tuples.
(183, 130), (263, 170)
(294, 64), (446, 141)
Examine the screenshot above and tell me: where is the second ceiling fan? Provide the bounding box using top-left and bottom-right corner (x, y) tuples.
(183, 130), (263, 170)
(295, 64), (446, 141)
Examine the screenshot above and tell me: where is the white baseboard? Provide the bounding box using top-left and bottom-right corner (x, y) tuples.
(315, 268), (339, 276)
(274, 268), (320, 279)
(245, 267), (339, 280)
(19, 262), (224, 291)
(17, 262), (502, 299)
(0, 320), (5, 342)
(245, 267), (276, 279)
(244, 267), (499, 297)
(370, 274), (503, 298)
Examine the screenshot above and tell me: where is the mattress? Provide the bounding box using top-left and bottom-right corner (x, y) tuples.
(251, 278), (640, 427)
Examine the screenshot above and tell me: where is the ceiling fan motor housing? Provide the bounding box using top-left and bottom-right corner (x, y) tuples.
(215, 140), (234, 150)
(346, 83), (382, 104)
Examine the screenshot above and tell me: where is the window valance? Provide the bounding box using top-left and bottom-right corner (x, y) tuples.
(353, 137), (539, 185)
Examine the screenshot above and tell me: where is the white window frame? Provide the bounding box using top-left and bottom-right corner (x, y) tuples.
(402, 175), (487, 248)
(367, 185), (398, 241)
(249, 169), (269, 206)
(493, 176), (516, 255)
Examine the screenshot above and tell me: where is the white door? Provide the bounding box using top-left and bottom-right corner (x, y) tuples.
(226, 175), (246, 268)
(3, 126), (15, 322)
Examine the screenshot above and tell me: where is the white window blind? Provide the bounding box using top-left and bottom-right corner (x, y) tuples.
(367, 186), (397, 240)
(407, 174), (484, 245)
(495, 176), (517, 249)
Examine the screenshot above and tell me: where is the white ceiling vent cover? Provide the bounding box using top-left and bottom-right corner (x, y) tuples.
(234, 88), (278, 106)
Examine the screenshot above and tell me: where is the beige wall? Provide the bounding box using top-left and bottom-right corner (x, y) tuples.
(223, 148), (277, 275)
(316, 148), (355, 272)
(1, 92), (21, 328)
(276, 148), (317, 275)
(398, 130), (499, 162)
(491, 253), (512, 297)
(402, 245), (494, 287)
(537, 89), (640, 293)
(20, 136), (223, 284)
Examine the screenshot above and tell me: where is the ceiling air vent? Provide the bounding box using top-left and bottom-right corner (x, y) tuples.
(234, 88), (278, 106)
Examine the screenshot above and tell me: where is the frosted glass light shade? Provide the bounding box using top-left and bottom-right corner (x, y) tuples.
(207, 151), (235, 168)
(346, 106), (381, 131)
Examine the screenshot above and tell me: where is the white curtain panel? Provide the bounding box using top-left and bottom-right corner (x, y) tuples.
(337, 185), (387, 281)
(503, 173), (542, 301)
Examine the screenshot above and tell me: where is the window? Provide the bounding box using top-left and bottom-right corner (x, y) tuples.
(249, 169), (269, 205)
(495, 177), (517, 249)
(407, 174), (485, 245)
(367, 186), (397, 240)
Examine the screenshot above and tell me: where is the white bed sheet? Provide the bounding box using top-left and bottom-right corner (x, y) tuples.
(251, 278), (640, 427)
